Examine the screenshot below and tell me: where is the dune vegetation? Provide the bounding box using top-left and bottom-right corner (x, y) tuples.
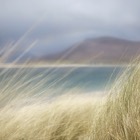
(0, 62), (140, 140)
(0, 44), (140, 140)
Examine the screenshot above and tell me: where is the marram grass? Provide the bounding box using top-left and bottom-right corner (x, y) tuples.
(0, 64), (140, 140)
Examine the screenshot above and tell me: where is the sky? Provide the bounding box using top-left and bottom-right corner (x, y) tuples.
(0, 0), (140, 55)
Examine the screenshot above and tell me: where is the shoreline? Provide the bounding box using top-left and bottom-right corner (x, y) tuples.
(0, 64), (129, 68)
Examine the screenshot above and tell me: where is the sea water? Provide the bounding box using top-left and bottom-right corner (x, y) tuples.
(0, 66), (125, 96)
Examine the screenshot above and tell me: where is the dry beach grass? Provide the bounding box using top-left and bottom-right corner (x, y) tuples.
(0, 62), (140, 140)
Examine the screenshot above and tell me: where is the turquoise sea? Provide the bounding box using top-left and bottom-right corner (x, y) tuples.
(0, 66), (125, 96)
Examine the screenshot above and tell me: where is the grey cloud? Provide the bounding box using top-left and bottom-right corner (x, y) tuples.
(0, 0), (140, 53)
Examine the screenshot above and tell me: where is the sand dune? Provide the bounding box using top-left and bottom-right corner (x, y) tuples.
(0, 61), (140, 140)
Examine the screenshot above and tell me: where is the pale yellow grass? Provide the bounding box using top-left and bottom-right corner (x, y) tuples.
(0, 63), (140, 140)
(0, 95), (100, 140)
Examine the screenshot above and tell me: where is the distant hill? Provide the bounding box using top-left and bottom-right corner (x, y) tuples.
(37, 37), (140, 64)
